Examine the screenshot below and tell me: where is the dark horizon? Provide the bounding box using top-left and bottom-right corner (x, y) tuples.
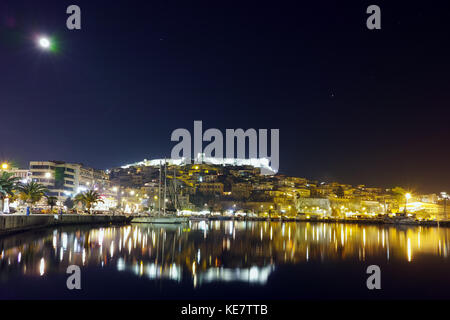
(2, 1), (450, 193)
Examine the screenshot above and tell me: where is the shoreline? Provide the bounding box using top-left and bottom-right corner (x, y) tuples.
(0, 214), (132, 236)
(199, 216), (450, 227)
(1, 214), (448, 236)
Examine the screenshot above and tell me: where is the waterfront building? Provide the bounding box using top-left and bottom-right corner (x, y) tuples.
(295, 198), (332, 216)
(420, 194), (438, 204)
(29, 161), (79, 200)
(29, 160), (111, 203)
(3, 167), (31, 183)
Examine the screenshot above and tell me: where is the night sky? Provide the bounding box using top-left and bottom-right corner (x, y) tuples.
(1, 1), (450, 193)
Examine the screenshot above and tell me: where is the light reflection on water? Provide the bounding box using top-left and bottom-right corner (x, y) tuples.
(0, 221), (449, 288)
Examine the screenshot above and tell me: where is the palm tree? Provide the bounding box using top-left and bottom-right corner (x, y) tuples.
(64, 197), (75, 210)
(45, 195), (58, 213)
(17, 181), (49, 213)
(74, 190), (104, 214)
(0, 172), (20, 212)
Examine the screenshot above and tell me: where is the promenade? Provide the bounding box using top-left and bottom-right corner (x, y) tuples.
(0, 214), (132, 235)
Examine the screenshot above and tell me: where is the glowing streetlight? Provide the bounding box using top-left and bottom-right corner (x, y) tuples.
(44, 172), (52, 179)
(405, 193), (411, 214)
(1, 163), (8, 170)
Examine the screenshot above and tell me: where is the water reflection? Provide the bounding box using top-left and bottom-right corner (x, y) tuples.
(0, 221), (449, 287)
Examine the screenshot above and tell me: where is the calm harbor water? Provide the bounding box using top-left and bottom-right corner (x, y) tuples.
(0, 221), (449, 299)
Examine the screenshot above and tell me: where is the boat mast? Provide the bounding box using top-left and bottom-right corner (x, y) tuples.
(163, 159), (167, 215)
(158, 161), (162, 215)
(174, 166), (177, 210)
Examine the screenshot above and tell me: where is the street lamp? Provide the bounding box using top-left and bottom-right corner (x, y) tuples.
(405, 193), (411, 214)
(1, 163), (8, 170)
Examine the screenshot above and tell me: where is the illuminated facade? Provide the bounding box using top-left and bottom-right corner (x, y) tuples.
(29, 161), (111, 203)
(121, 154), (276, 175)
(30, 161), (79, 200)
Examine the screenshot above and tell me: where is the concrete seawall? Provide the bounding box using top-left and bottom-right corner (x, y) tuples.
(0, 214), (132, 235)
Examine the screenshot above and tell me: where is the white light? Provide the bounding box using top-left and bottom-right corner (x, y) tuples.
(39, 37), (50, 49)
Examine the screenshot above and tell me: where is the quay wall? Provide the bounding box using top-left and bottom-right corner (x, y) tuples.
(0, 214), (131, 235)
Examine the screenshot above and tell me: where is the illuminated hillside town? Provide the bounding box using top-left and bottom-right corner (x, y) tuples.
(1, 158), (448, 224)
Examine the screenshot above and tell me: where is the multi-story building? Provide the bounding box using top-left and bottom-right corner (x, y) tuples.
(4, 167), (31, 182)
(421, 194), (438, 204)
(30, 161), (79, 200)
(197, 182), (224, 195)
(78, 166), (111, 193)
(29, 161), (111, 202)
(231, 183), (252, 199)
(295, 187), (311, 198)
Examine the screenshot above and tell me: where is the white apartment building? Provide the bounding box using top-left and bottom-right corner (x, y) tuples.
(29, 161), (111, 201)
(29, 161), (79, 200)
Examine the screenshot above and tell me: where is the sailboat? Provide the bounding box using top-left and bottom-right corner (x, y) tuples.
(132, 159), (188, 224)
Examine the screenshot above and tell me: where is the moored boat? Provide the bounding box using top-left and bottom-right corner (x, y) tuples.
(131, 215), (188, 224)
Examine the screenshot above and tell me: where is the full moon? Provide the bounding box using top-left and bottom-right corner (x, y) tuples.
(38, 37), (51, 49)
